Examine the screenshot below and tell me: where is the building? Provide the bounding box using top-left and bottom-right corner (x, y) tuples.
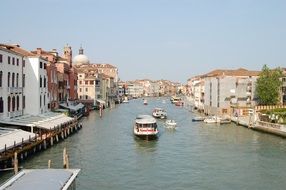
(203, 68), (260, 116)
(0, 44), (25, 120)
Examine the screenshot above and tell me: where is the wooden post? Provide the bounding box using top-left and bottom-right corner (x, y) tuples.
(14, 152), (18, 174)
(48, 160), (51, 169)
(63, 147), (67, 168)
(65, 154), (69, 169)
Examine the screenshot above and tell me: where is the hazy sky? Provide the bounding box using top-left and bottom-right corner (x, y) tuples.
(1, 0), (286, 83)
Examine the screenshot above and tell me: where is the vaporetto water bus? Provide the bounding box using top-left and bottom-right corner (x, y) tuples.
(133, 115), (158, 140)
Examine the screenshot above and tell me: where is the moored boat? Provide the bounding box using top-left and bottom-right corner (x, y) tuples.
(192, 116), (206, 122)
(143, 99), (148, 105)
(134, 115), (158, 140)
(152, 108), (167, 119)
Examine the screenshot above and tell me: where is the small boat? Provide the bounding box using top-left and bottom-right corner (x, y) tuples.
(192, 116), (206, 122)
(219, 118), (231, 124)
(170, 96), (182, 104)
(134, 115), (158, 140)
(204, 116), (221, 124)
(175, 101), (184, 106)
(165, 120), (177, 128)
(122, 96), (129, 103)
(152, 108), (167, 119)
(162, 100), (166, 104)
(143, 99), (148, 105)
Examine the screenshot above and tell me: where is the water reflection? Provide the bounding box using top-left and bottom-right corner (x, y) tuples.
(134, 136), (158, 153)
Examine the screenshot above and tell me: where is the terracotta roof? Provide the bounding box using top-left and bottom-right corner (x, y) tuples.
(0, 44), (35, 56)
(203, 68), (260, 77)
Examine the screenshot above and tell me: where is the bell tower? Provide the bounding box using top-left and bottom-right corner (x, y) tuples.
(63, 44), (72, 67)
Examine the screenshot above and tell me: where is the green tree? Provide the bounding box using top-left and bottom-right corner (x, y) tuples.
(255, 65), (283, 105)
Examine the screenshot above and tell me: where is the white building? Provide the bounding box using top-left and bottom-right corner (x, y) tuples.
(203, 68), (259, 116)
(0, 44), (25, 120)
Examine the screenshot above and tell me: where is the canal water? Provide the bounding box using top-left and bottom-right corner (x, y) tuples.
(1, 98), (286, 189)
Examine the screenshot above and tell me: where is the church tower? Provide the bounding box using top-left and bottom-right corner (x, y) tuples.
(63, 44), (72, 67)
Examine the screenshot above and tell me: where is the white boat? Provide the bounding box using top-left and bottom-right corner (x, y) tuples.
(165, 120), (177, 128)
(134, 115), (158, 140)
(143, 99), (148, 105)
(122, 96), (129, 103)
(203, 116), (221, 124)
(152, 108), (167, 119)
(170, 96), (182, 104)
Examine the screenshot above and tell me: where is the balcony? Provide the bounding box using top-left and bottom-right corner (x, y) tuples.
(7, 87), (23, 93)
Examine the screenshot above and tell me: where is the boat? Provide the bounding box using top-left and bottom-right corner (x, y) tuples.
(162, 100), (166, 104)
(219, 118), (231, 124)
(122, 96), (129, 103)
(203, 116), (221, 124)
(152, 108), (167, 119)
(175, 101), (184, 106)
(133, 115), (159, 140)
(192, 116), (206, 122)
(170, 96), (182, 104)
(165, 119), (177, 128)
(143, 99), (148, 105)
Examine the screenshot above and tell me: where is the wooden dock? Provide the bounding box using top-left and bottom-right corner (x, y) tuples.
(0, 121), (82, 170)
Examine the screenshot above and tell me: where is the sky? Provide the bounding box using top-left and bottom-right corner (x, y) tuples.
(1, 0), (286, 83)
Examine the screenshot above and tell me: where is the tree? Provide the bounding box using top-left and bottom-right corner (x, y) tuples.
(255, 65), (283, 105)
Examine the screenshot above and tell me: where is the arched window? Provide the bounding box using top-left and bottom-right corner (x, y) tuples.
(40, 95), (42, 107)
(16, 73), (19, 87)
(0, 71), (2, 87)
(8, 72), (10, 87)
(0, 97), (3, 113)
(12, 73), (15, 87)
(16, 95), (19, 110)
(44, 95), (46, 106)
(40, 76), (42, 88)
(8, 96), (11, 112)
(12, 96), (15, 111)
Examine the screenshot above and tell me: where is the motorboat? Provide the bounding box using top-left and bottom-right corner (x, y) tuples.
(204, 116), (221, 124)
(170, 96), (182, 104)
(192, 116), (206, 122)
(152, 108), (167, 119)
(122, 96), (129, 103)
(134, 115), (158, 140)
(165, 119), (177, 128)
(143, 99), (148, 105)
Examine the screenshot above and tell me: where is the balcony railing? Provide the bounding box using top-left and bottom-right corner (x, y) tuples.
(7, 87), (23, 93)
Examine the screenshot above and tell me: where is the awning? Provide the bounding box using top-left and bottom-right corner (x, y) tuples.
(96, 99), (106, 104)
(0, 128), (37, 153)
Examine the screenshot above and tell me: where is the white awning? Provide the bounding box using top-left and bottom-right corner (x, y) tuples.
(0, 128), (37, 153)
(96, 99), (106, 104)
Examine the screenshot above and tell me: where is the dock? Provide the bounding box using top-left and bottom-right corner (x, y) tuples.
(0, 113), (83, 170)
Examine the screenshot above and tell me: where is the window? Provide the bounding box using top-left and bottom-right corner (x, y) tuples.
(96, 80), (100, 85)
(40, 76), (42, 88)
(0, 54), (2, 63)
(23, 96), (25, 109)
(8, 72), (10, 87)
(85, 95), (88, 99)
(85, 81), (88, 85)
(44, 63), (47, 69)
(22, 74), (25, 87)
(8, 96), (11, 112)
(0, 71), (2, 87)
(12, 96), (15, 111)
(16, 58), (19, 66)
(16, 73), (19, 87)
(85, 88), (88, 92)
(40, 95), (42, 107)
(90, 81), (94, 85)
(79, 88), (82, 92)
(0, 97), (3, 113)
(16, 96), (19, 110)
(79, 81), (82, 85)
(8, 56), (10, 64)
(12, 73), (15, 87)
(44, 77), (46, 88)
(12, 57), (15, 65)
(44, 95), (46, 105)
(40, 62), (43, 68)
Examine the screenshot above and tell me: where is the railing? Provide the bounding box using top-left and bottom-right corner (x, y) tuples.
(256, 121), (282, 130)
(7, 87), (23, 93)
(255, 105), (286, 111)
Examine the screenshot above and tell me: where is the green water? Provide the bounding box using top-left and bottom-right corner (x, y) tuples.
(1, 98), (286, 190)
